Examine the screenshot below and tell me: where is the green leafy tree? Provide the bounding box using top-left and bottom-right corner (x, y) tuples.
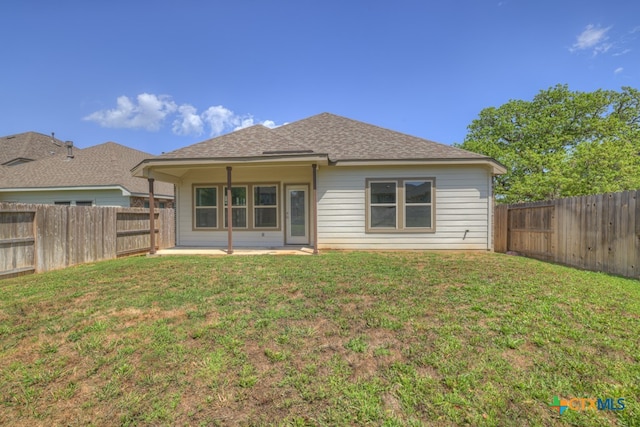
(458, 85), (640, 203)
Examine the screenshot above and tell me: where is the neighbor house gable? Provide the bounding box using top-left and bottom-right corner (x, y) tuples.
(0, 131), (69, 166)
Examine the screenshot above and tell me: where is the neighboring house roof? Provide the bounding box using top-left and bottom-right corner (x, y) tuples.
(136, 113), (504, 175)
(0, 142), (174, 197)
(0, 131), (69, 166)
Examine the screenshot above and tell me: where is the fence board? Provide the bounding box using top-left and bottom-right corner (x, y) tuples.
(0, 203), (174, 277)
(494, 190), (640, 279)
(0, 210), (36, 276)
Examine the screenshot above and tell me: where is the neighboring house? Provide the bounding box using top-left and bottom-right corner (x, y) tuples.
(0, 141), (174, 207)
(1, 131), (69, 166)
(132, 113), (505, 250)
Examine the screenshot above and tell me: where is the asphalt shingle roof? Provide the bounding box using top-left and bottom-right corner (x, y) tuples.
(0, 131), (69, 165)
(0, 142), (174, 197)
(274, 113), (487, 161)
(157, 124), (313, 160)
(154, 112), (489, 163)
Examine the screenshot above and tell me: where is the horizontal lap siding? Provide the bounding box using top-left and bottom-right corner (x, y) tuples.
(317, 165), (491, 250)
(177, 166), (313, 247)
(0, 189), (130, 207)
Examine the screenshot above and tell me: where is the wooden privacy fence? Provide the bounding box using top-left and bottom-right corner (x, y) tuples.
(494, 190), (639, 279)
(0, 203), (174, 279)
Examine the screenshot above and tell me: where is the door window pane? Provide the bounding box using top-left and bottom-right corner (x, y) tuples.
(290, 190), (306, 236)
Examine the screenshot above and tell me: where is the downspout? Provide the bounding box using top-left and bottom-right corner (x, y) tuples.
(226, 166), (233, 254)
(312, 164), (319, 255)
(148, 178), (156, 255)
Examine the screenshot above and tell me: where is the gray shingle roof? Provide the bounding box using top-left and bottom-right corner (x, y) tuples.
(158, 124), (314, 160)
(154, 112), (489, 163)
(0, 131), (69, 165)
(0, 142), (174, 197)
(274, 113), (488, 161)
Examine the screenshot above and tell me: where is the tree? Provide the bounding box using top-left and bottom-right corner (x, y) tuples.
(457, 85), (640, 203)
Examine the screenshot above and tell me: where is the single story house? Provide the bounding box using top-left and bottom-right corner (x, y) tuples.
(0, 141), (174, 207)
(132, 113), (505, 252)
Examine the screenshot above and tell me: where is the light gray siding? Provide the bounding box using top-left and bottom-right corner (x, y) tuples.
(317, 165), (492, 250)
(0, 189), (131, 207)
(174, 163), (494, 250)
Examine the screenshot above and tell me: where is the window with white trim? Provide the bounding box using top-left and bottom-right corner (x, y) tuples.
(224, 186), (248, 228)
(194, 186), (218, 228)
(366, 178), (434, 232)
(253, 185), (278, 228)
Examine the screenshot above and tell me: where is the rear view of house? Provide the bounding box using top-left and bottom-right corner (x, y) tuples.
(132, 113), (505, 251)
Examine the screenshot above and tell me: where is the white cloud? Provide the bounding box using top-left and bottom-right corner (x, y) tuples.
(614, 67), (624, 74)
(233, 117), (256, 131)
(202, 105), (239, 136)
(85, 94), (281, 137)
(172, 104), (204, 136)
(570, 24), (612, 55)
(84, 93), (177, 131)
(613, 48), (631, 57)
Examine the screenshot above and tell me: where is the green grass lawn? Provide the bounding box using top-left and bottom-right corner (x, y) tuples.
(0, 251), (638, 426)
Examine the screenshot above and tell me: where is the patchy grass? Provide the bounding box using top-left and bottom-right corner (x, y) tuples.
(0, 251), (638, 426)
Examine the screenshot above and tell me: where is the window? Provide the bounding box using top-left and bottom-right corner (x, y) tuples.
(254, 185), (278, 228)
(75, 201), (93, 206)
(194, 186), (217, 228)
(54, 201), (71, 205)
(404, 181), (432, 228)
(369, 181), (397, 228)
(224, 186), (248, 228)
(366, 178), (435, 232)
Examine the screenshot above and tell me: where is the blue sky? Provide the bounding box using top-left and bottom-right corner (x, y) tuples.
(1, 0), (638, 155)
